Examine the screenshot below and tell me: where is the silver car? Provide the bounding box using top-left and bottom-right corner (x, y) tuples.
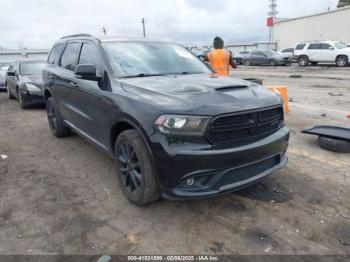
(0, 62), (11, 91)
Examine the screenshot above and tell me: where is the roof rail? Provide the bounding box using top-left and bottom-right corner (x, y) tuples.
(61, 34), (93, 39)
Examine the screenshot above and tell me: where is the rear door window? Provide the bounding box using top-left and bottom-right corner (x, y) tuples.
(48, 44), (65, 64)
(59, 42), (81, 71)
(308, 43), (321, 50)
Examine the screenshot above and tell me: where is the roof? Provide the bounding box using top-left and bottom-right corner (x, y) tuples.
(55, 34), (173, 45)
(275, 5), (350, 24)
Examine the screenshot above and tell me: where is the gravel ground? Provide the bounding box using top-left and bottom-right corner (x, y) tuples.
(0, 65), (349, 255)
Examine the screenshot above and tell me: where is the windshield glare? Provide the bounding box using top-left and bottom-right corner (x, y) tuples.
(265, 50), (276, 55)
(334, 42), (347, 49)
(103, 42), (212, 77)
(20, 62), (44, 76)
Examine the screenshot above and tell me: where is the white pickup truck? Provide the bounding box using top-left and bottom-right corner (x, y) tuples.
(294, 41), (350, 67)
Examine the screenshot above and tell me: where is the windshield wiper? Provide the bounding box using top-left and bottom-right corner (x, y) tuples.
(121, 73), (169, 78)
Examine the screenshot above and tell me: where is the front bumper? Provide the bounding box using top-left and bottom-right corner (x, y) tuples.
(19, 90), (44, 105)
(150, 126), (290, 200)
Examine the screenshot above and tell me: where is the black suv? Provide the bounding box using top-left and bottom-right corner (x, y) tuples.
(42, 34), (290, 205)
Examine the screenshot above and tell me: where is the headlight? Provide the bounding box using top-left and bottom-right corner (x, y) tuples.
(154, 114), (210, 136)
(26, 83), (41, 92)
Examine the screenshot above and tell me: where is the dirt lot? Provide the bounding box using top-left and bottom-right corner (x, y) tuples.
(0, 65), (349, 255)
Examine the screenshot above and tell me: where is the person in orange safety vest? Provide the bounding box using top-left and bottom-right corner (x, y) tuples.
(206, 36), (236, 76)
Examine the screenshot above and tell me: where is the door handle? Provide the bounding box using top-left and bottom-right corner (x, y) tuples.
(70, 81), (78, 88)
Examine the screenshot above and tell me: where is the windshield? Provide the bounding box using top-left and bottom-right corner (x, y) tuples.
(334, 42), (347, 49)
(103, 41), (212, 78)
(19, 62), (45, 76)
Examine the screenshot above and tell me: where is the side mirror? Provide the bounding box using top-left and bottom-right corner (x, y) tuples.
(329, 46), (334, 50)
(7, 70), (16, 76)
(74, 64), (101, 81)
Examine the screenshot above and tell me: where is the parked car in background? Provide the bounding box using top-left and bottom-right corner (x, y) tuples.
(42, 34), (289, 205)
(242, 50), (292, 66)
(294, 41), (350, 67)
(0, 61), (11, 91)
(278, 48), (294, 61)
(6, 59), (45, 109)
(193, 49), (211, 61)
(234, 50), (250, 65)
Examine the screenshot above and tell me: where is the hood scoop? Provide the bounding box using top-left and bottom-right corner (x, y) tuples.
(215, 85), (248, 92)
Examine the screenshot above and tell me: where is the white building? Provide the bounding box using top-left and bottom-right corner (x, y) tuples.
(273, 6), (350, 50)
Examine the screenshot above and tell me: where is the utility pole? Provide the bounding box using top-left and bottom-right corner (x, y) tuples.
(102, 26), (107, 36)
(268, 0), (278, 43)
(141, 18), (146, 37)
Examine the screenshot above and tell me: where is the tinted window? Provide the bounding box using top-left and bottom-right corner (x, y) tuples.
(282, 48), (294, 53)
(251, 51), (259, 55)
(79, 43), (100, 67)
(308, 43), (321, 50)
(321, 43), (332, 50)
(48, 44), (64, 64)
(296, 44), (306, 50)
(239, 51), (249, 54)
(60, 42), (81, 71)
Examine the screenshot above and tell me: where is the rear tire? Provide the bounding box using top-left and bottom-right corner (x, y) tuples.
(318, 136), (350, 153)
(115, 130), (160, 205)
(6, 84), (15, 100)
(269, 60), (276, 67)
(298, 56), (309, 67)
(244, 59), (251, 66)
(46, 97), (70, 137)
(336, 55), (348, 67)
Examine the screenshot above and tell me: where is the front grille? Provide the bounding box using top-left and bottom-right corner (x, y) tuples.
(207, 106), (283, 145)
(215, 156), (280, 189)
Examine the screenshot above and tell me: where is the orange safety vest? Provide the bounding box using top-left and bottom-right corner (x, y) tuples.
(207, 49), (230, 76)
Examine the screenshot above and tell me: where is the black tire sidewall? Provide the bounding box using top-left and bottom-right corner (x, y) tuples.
(46, 97), (70, 137)
(115, 130), (160, 205)
(318, 136), (350, 153)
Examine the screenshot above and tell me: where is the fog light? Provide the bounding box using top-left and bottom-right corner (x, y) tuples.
(186, 178), (195, 186)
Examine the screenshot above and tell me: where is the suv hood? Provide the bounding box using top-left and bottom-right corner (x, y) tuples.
(121, 74), (281, 115)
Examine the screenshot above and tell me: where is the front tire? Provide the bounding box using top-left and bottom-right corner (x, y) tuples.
(336, 55), (348, 67)
(46, 97), (70, 137)
(269, 60), (276, 67)
(115, 130), (160, 205)
(17, 89), (28, 109)
(298, 56), (309, 67)
(244, 59), (251, 66)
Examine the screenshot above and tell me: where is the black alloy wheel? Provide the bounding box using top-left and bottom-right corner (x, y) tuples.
(115, 130), (160, 205)
(47, 100), (58, 132)
(118, 142), (142, 193)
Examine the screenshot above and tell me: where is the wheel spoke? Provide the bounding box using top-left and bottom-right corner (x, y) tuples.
(132, 169), (142, 184)
(130, 172), (140, 191)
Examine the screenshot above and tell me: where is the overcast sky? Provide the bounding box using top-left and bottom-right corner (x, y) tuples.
(0, 0), (339, 49)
